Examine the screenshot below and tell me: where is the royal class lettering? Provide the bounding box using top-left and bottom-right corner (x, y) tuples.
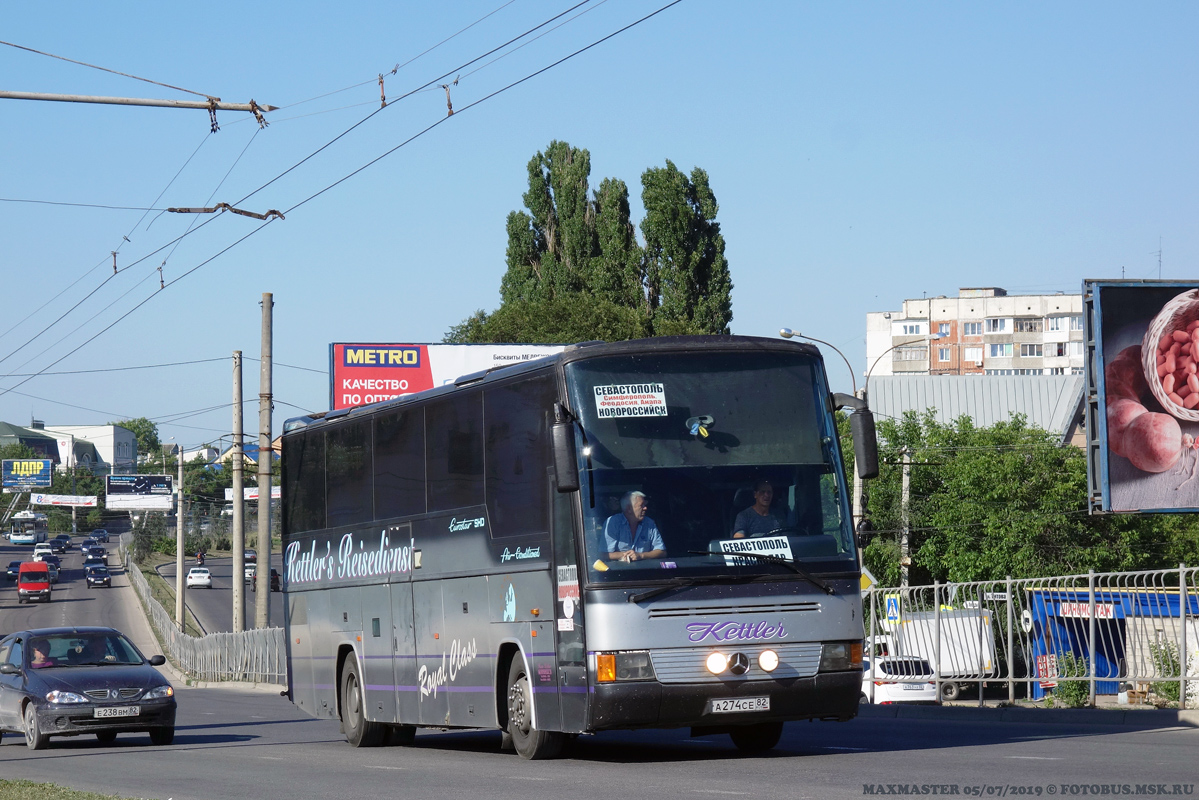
(449, 517), (485, 532)
(418, 638), (478, 700)
(285, 531), (414, 585)
(500, 546), (542, 562)
(343, 346), (421, 367)
(686, 621), (788, 643)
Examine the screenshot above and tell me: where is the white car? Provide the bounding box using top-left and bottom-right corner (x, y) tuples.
(32, 543), (54, 560)
(186, 567), (212, 588)
(861, 656), (937, 704)
(244, 563), (257, 583)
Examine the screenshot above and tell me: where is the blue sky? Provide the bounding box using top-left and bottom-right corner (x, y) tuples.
(2, 1), (1197, 449)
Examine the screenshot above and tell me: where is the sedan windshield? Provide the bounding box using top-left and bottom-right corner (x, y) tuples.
(28, 634), (144, 668)
(565, 349), (857, 585)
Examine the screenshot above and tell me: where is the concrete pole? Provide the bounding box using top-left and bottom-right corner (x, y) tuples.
(232, 351), (245, 633)
(900, 448), (911, 588)
(175, 447), (186, 632)
(255, 293), (273, 627)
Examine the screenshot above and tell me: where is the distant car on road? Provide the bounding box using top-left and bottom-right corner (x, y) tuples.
(6, 561), (22, 581)
(244, 563), (256, 583)
(17, 563), (52, 604)
(250, 568), (281, 593)
(82, 555), (106, 570)
(80, 539), (97, 556)
(90, 529), (109, 543)
(38, 555), (61, 584)
(85, 566), (111, 588)
(32, 543), (53, 561)
(0, 626), (176, 749)
(244, 549), (257, 564)
(185, 568), (211, 589)
(51, 534), (71, 554)
(861, 656), (937, 705)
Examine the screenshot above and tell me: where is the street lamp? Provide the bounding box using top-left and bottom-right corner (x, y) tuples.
(778, 328), (857, 394)
(864, 332), (947, 402)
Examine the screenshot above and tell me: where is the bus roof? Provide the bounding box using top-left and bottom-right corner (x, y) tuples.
(283, 335), (823, 434)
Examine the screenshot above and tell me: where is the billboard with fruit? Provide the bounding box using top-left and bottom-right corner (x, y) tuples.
(1087, 280), (1199, 512)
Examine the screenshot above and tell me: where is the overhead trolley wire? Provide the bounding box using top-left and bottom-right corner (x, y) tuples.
(0, 39), (218, 99)
(0, 0), (682, 398)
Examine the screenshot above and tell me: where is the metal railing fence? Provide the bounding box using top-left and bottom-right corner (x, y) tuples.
(864, 564), (1198, 707)
(119, 534), (286, 684)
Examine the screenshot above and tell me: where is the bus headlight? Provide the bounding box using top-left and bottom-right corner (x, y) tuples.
(706, 652), (728, 674)
(758, 649), (779, 672)
(819, 641), (864, 672)
(595, 651), (655, 682)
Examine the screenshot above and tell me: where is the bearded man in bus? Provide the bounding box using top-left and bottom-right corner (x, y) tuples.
(604, 491), (666, 563)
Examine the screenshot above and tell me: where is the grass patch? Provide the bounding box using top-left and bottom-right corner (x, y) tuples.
(137, 562), (205, 638)
(0, 780), (147, 800)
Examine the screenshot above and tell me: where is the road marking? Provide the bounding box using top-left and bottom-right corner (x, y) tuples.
(507, 777), (551, 781)
(694, 791), (750, 796)
(364, 765), (406, 771)
(1007, 756), (1062, 760)
(259, 756), (287, 761)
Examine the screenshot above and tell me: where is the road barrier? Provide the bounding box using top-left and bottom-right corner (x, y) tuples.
(864, 565), (1198, 707)
(120, 534), (286, 684)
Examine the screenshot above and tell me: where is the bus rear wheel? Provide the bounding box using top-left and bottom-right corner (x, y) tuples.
(729, 722), (783, 753)
(506, 656), (564, 760)
(341, 658), (386, 747)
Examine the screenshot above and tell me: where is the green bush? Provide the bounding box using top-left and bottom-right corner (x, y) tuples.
(1148, 640), (1192, 705)
(1052, 652), (1091, 708)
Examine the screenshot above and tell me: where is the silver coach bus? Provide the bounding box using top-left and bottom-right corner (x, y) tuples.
(281, 336), (878, 758)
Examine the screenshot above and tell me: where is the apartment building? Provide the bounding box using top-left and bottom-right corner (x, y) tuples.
(865, 287), (1085, 378)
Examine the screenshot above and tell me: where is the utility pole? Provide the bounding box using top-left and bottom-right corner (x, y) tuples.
(231, 351), (245, 633)
(255, 294), (273, 627)
(175, 446), (186, 632)
(900, 448), (911, 588)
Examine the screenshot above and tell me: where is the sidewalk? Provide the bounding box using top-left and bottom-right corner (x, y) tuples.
(857, 701), (1199, 727)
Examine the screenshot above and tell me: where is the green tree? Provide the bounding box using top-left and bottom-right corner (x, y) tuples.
(640, 161), (732, 335)
(850, 410), (1199, 585)
(449, 141), (732, 343)
(107, 417), (158, 461)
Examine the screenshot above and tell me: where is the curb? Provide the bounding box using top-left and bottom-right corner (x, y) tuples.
(856, 703), (1199, 727)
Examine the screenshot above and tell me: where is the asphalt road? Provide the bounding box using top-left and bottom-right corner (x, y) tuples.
(0, 536), (144, 641)
(157, 554), (285, 633)
(0, 684), (1196, 800)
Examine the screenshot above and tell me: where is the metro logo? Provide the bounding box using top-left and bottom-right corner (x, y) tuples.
(343, 347), (421, 368)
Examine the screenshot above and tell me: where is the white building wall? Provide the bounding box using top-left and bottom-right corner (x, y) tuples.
(42, 425), (138, 473)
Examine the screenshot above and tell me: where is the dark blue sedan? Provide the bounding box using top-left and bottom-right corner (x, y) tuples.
(0, 627), (176, 749)
(5, 561), (20, 582)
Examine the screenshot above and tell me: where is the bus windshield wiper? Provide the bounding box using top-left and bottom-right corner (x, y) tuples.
(688, 550), (835, 595)
(627, 576), (733, 604)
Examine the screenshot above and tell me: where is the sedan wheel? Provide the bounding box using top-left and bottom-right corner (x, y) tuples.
(24, 705), (49, 750)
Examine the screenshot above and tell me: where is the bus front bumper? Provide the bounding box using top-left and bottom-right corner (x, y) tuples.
(588, 669), (860, 731)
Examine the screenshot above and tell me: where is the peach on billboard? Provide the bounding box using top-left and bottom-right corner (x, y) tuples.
(1090, 281), (1199, 512)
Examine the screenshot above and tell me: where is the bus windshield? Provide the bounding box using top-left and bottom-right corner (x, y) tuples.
(565, 349), (856, 585)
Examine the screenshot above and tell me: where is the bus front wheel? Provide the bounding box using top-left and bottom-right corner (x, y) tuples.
(506, 656), (564, 759)
(341, 658), (386, 747)
(729, 722), (783, 753)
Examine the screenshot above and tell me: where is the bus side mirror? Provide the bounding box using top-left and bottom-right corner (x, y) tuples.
(850, 409), (879, 480)
(552, 404), (580, 493)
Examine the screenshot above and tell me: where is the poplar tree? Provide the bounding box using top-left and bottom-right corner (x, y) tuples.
(447, 141), (733, 343)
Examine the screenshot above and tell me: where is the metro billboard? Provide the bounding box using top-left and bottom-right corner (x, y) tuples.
(328, 343), (564, 411)
(1085, 280), (1199, 513)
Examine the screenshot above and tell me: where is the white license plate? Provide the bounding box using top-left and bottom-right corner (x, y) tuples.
(901, 683), (928, 691)
(94, 706), (139, 718)
(710, 696), (770, 714)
